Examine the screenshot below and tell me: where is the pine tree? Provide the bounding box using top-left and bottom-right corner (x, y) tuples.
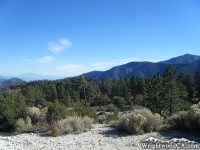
(163, 64), (182, 115)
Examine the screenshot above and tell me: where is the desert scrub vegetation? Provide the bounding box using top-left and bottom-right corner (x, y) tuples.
(48, 116), (93, 137)
(113, 108), (163, 135)
(167, 102), (200, 131)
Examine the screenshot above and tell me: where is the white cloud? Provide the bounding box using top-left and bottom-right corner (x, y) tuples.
(47, 38), (72, 54)
(23, 57), (54, 64)
(145, 59), (159, 62)
(57, 64), (91, 76)
(89, 58), (160, 71)
(90, 58), (140, 69)
(36, 56), (54, 64)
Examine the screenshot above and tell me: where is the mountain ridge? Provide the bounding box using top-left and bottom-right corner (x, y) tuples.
(64, 54), (200, 80)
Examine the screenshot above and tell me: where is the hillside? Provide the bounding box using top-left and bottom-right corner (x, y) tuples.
(0, 78), (26, 89)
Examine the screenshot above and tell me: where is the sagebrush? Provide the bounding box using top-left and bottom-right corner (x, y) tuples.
(48, 116), (93, 136)
(167, 102), (200, 131)
(114, 108), (163, 134)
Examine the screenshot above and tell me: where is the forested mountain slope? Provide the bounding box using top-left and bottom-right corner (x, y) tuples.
(65, 54), (200, 80)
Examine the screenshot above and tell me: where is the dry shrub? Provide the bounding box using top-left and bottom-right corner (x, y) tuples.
(83, 116), (93, 129)
(48, 128), (61, 137)
(39, 107), (48, 122)
(14, 117), (32, 133)
(114, 108), (163, 135)
(27, 107), (48, 123)
(69, 116), (85, 133)
(27, 107), (40, 123)
(184, 109), (200, 130)
(167, 102), (200, 131)
(15, 118), (25, 133)
(26, 107), (49, 133)
(190, 103), (200, 110)
(166, 111), (187, 130)
(48, 116), (93, 136)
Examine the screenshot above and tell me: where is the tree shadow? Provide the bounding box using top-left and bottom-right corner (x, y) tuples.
(99, 126), (131, 137)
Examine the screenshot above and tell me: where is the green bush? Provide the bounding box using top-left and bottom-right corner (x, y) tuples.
(0, 92), (27, 130)
(167, 103), (200, 131)
(106, 110), (119, 123)
(48, 116), (93, 136)
(47, 100), (66, 122)
(114, 108), (163, 134)
(66, 101), (96, 119)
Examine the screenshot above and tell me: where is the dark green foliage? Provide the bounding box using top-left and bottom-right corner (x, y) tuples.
(45, 84), (57, 102)
(0, 92), (27, 130)
(67, 101), (96, 119)
(47, 100), (66, 122)
(113, 96), (125, 108)
(144, 65), (185, 116)
(91, 94), (112, 106)
(106, 109), (119, 123)
(178, 72), (195, 99)
(196, 71), (200, 99)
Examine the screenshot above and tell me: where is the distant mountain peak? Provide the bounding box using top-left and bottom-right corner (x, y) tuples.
(161, 54), (200, 64)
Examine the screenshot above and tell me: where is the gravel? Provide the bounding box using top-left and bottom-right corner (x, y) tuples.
(0, 124), (199, 150)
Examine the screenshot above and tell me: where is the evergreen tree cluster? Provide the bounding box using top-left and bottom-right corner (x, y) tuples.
(0, 65), (200, 130)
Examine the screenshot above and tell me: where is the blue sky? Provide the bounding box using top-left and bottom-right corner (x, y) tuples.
(1, 0), (200, 77)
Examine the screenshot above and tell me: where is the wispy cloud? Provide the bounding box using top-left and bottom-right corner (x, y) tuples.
(57, 64), (91, 76)
(47, 38), (72, 54)
(23, 56), (54, 64)
(36, 56), (54, 64)
(90, 58), (140, 68)
(145, 59), (159, 62)
(90, 58), (159, 71)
